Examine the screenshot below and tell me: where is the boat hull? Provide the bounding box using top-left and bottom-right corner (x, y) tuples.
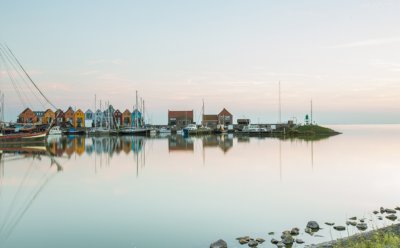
(0, 131), (47, 145)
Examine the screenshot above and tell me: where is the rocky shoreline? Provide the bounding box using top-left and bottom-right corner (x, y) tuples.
(210, 206), (400, 248)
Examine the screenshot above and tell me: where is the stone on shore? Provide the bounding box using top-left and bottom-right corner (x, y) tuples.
(385, 208), (396, 214)
(296, 238), (305, 244)
(255, 238), (265, 244)
(210, 239), (228, 248)
(270, 238), (279, 244)
(346, 221), (357, 226)
(307, 221), (320, 230)
(356, 222), (368, 231)
(290, 227), (300, 236)
(334, 226), (346, 231)
(386, 214), (397, 221)
(349, 216), (357, 220)
(373, 210), (379, 214)
(239, 239), (248, 244)
(281, 233), (294, 245)
(247, 240), (258, 247)
(325, 222), (335, 226)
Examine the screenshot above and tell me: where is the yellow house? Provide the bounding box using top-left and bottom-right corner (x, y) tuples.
(43, 109), (55, 125)
(73, 109), (85, 128)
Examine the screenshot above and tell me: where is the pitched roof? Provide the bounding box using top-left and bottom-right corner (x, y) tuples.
(203, 114), (218, 121)
(168, 110), (193, 118)
(218, 108), (232, 116)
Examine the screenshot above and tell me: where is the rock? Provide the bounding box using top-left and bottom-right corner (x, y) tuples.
(385, 208), (396, 214)
(334, 226), (346, 231)
(276, 241), (284, 248)
(360, 218), (365, 223)
(255, 238), (265, 244)
(305, 227), (313, 235)
(239, 239), (249, 244)
(325, 222), (335, 226)
(307, 221), (320, 231)
(271, 239), (279, 244)
(290, 227), (300, 236)
(378, 216), (383, 220)
(380, 207), (385, 214)
(296, 238), (305, 244)
(356, 222), (368, 231)
(395, 206), (400, 211)
(281, 233), (294, 245)
(346, 221), (357, 226)
(349, 216), (357, 220)
(248, 240), (258, 247)
(268, 232), (275, 235)
(210, 239), (227, 248)
(373, 210), (379, 215)
(236, 236), (249, 241)
(386, 214), (398, 221)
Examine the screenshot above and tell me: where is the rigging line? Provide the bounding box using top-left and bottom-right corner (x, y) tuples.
(5, 44), (57, 109)
(3, 170), (56, 240)
(0, 49), (28, 108)
(0, 45), (46, 109)
(0, 46), (40, 109)
(3, 162), (51, 234)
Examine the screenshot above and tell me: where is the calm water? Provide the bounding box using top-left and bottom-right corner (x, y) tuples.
(1, 125), (400, 248)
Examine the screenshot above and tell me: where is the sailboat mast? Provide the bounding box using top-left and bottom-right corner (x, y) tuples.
(135, 90), (138, 128)
(310, 100), (313, 125)
(202, 98), (204, 126)
(278, 81), (281, 124)
(143, 99), (145, 126)
(94, 94), (97, 130)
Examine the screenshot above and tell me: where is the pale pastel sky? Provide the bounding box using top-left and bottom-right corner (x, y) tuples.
(1, 0), (400, 124)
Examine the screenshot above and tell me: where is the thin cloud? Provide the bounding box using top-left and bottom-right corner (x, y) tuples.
(329, 37), (400, 48)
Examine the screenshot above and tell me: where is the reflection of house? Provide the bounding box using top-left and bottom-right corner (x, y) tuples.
(74, 136), (85, 155)
(43, 109), (55, 125)
(202, 135), (233, 153)
(168, 136), (194, 152)
(85, 109), (94, 127)
(64, 107), (75, 125)
(95, 110), (103, 127)
(18, 108), (37, 123)
(73, 109), (85, 128)
(168, 110), (193, 126)
(122, 109), (131, 127)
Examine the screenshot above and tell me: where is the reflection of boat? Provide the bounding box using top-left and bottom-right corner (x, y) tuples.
(49, 126), (62, 135)
(183, 124), (197, 136)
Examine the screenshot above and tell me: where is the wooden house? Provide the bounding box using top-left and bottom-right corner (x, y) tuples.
(168, 110), (193, 126)
(64, 107), (75, 126)
(43, 109), (55, 125)
(85, 109), (94, 127)
(114, 109), (123, 128)
(218, 108), (233, 126)
(73, 109), (85, 128)
(18, 108), (38, 123)
(55, 109), (65, 126)
(122, 109), (131, 127)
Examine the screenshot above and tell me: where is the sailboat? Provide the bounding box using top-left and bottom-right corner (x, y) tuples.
(119, 91), (150, 136)
(0, 44), (57, 144)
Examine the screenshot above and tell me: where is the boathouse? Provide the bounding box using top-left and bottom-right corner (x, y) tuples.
(122, 109), (131, 127)
(95, 109), (104, 127)
(168, 110), (193, 126)
(218, 108), (233, 126)
(33, 111), (45, 124)
(64, 107), (75, 126)
(43, 109), (55, 125)
(55, 109), (65, 126)
(202, 114), (219, 127)
(114, 109), (123, 128)
(18, 108), (38, 123)
(85, 109), (94, 127)
(73, 109), (85, 128)
(132, 109), (143, 127)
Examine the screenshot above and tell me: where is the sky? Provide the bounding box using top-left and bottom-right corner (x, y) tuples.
(1, 0), (400, 124)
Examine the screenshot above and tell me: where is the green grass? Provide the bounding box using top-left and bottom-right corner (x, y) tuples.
(286, 124), (340, 139)
(334, 231), (400, 248)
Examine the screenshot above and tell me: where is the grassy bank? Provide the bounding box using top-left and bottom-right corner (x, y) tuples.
(314, 224), (400, 248)
(287, 124), (340, 139)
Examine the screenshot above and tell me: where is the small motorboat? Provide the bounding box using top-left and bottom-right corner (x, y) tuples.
(48, 126), (62, 135)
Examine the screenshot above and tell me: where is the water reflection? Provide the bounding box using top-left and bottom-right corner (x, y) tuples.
(0, 149), (62, 244)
